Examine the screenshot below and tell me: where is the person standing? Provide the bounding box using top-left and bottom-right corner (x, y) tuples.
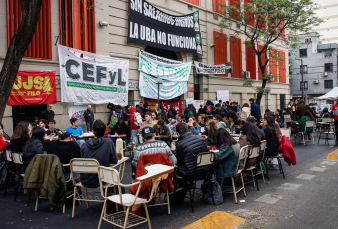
(249, 98), (261, 121)
(295, 100), (313, 120)
(153, 103), (162, 120)
(84, 105), (94, 132)
(168, 105), (177, 119)
(136, 102), (144, 116)
(332, 96), (338, 146)
(130, 107), (142, 145)
(41, 104), (55, 122)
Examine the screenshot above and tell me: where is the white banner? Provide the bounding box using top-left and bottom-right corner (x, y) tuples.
(195, 61), (232, 74)
(139, 72), (187, 100)
(68, 106), (87, 125)
(58, 45), (129, 105)
(217, 90), (230, 103)
(193, 100), (204, 111)
(138, 51), (192, 81)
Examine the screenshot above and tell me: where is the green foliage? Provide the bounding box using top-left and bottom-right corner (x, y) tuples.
(289, 59), (293, 75)
(217, 0), (323, 104)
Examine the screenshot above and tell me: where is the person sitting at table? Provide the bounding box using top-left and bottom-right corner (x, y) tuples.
(0, 122), (10, 143)
(188, 117), (201, 135)
(10, 121), (32, 153)
(80, 120), (118, 188)
(266, 112), (282, 140)
(298, 110), (314, 134)
(226, 111), (237, 133)
(0, 122), (9, 150)
(140, 111), (157, 131)
(214, 128), (241, 179)
(213, 115), (226, 129)
(132, 127), (176, 178)
(198, 114), (209, 135)
(22, 127), (45, 162)
(46, 119), (63, 136)
(121, 119), (132, 146)
(321, 107), (331, 119)
(201, 120), (219, 146)
(65, 118), (84, 146)
(151, 111), (159, 123)
(167, 118), (178, 138)
(43, 132), (81, 180)
(153, 119), (172, 146)
(234, 119), (245, 134)
(31, 116), (39, 129)
(38, 119), (48, 131)
(175, 122), (209, 178)
(262, 116), (280, 157)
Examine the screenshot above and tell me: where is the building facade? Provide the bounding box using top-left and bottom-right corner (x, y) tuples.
(1, 0), (290, 135)
(290, 33), (337, 104)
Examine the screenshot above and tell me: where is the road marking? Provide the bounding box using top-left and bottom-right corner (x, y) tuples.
(327, 149), (338, 161)
(321, 161), (337, 165)
(255, 194), (283, 204)
(296, 174), (316, 180)
(231, 209), (258, 218)
(309, 167), (327, 172)
(277, 183), (302, 191)
(182, 211), (246, 229)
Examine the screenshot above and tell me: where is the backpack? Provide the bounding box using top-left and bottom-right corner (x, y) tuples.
(206, 106), (212, 115)
(109, 111), (118, 128)
(188, 110), (194, 117)
(201, 178), (223, 205)
(133, 112), (143, 126)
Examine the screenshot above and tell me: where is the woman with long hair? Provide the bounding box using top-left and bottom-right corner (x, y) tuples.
(202, 120), (219, 145)
(22, 127), (45, 162)
(266, 111), (282, 140)
(167, 118), (178, 137)
(198, 114), (209, 135)
(226, 111), (238, 133)
(10, 121), (32, 152)
(239, 103), (250, 121)
(298, 110), (314, 133)
(214, 128), (241, 178)
(188, 117), (201, 135)
(262, 116), (280, 156)
(276, 109), (285, 128)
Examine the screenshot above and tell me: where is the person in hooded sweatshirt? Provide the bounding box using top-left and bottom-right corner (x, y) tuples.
(80, 119), (118, 188)
(213, 115), (227, 129)
(107, 105), (124, 126)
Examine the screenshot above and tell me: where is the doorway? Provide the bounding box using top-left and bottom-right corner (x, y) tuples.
(12, 105), (46, 130)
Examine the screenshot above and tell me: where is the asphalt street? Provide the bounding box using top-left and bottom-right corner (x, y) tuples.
(0, 138), (337, 229)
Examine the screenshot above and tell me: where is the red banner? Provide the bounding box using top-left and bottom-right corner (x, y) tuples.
(144, 99), (182, 115)
(7, 71), (57, 105)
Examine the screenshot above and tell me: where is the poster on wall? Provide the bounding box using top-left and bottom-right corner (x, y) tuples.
(217, 90), (230, 103)
(139, 51), (191, 81)
(58, 45), (129, 106)
(139, 72), (187, 100)
(68, 106), (87, 125)
(144, 99), (182, 114)
(128, 0), (203, 55)
(194, 61), (232, 74)
(193, 100), (204, 111)
(7, 71), (57, 105)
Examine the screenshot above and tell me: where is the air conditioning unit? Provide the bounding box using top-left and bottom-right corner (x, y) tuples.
(242, 71), (250, 79)
(236, 23), (240, 28)
(323, 72), (328, 76)
(268, 77), (274, 82)
(314, 79), (319, 84)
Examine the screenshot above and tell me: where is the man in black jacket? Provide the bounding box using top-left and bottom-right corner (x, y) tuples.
(41, 104), (55, 124)
(80, 120), (118, 188)
(84, 105), (94, 132)
(175, 123), (210, 178)
(213, 103), (227, 117)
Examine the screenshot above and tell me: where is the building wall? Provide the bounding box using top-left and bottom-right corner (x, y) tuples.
(1, 0), (290, 135)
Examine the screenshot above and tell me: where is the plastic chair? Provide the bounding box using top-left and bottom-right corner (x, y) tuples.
(281, 129), (291, 140)
(244, 146), (261, 191)
(97, 165), (174, 229)
(220, 145), (249, 204)
(11, 151), (28, 202)
(318, 118), (335, 145)
(299, 121), (316, 145)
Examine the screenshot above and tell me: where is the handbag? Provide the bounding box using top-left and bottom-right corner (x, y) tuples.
(201, 178), (223, 205)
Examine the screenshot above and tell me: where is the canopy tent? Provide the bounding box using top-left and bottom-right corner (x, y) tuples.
(315, 87), (338, 100)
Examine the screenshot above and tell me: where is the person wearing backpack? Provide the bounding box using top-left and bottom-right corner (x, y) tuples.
(185, 104), (196, 121)
(204, 100), (214, 117)
(130, 107), (143, 145)
(168, 105), (177, 119)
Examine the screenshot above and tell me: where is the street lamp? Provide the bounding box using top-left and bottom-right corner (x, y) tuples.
(296, 58), (304, 102)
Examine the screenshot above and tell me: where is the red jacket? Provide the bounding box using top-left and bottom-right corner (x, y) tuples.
(278, 135), (296, 166)
(129, 107), (142, 130)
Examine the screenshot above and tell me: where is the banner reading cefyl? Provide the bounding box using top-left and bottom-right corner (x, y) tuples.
(7, 71), (57, 105)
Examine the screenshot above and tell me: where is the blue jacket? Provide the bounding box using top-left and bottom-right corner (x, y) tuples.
(215, 143), (241, 178)
(250, 102), (261, 119)
(190, 125), (201, 135)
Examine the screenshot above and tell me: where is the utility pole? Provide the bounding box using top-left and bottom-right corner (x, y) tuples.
(155, 78), (163, 120)
(296, 58), (305, 103)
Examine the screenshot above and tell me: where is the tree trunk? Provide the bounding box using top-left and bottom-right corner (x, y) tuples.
(0, 0), (43, 122)
(256, 68), (267, 106)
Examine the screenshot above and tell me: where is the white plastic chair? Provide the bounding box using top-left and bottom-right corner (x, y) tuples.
(281, 128), (291, 140)
(299, 121), (316, 145)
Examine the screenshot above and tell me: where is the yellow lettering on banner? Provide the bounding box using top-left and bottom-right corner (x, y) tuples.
(34, 76), (44, 89)
(23, 76), (33, 90)
(12, 76), (22, 89)
(43, 77), (53, 95)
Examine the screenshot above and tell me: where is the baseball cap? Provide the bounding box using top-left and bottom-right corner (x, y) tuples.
(142, 127), (155, 138)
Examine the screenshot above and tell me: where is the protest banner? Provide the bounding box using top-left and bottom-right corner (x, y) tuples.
(68, 106), (87, 125)
(217, 90), (230, 103)
(195, 61), (232, 74)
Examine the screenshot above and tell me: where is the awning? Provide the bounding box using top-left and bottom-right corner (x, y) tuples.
(315, 87), (338, 100)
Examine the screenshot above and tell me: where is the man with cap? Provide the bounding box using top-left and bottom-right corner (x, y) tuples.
(131, 127), (177, 178)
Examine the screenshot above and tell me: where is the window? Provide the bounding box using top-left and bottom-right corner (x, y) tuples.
(300, 81), (308, 89)
(214, 31), (228, 76)
(305, 38), (312, 43)
(325, 63), (333, 72)
(184, 0), (199, 6)
(324, 50), (332, 57)
(279, 50), (286, 83)
(60, 0), (96, 53)
(280, 94), (285, 110)
(299, 49), (307, 57)
(300, 65), (308, 74)
(7, 0), (52, 59)
(229, 0), (241, 19)
(325, 80), (333, 89)
(230, 36), (242, 78)
(258, 44), (266, 80)
(193, 68), (200, 100)
(244, 0), (254, 26)
(213, 0), (225, 13)
(246, 43), (256, 79)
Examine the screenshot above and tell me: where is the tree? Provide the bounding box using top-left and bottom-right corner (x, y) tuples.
(217, 0), (323, 105)
(0, 0), (43, 121)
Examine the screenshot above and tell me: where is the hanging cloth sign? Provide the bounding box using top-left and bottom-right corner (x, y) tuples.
(144, 99), (182, 114)
(7, 71), (57, 105)
(128, 0), (203, 55)
(68, 106), (87, 125)
(139, 51), (191, 81)
(194, 61), (233, 74)
(139, 72), (187, 100)
(58, 45), (129, 106)
(217, 90), (230, 103)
